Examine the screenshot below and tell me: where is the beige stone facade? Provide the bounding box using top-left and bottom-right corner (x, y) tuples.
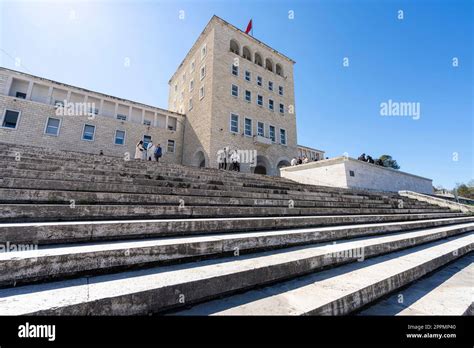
(168, 16), (298, 175)
(0, 15), (321, 175)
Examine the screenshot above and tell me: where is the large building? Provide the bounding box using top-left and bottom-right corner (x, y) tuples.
(0, 15), (323, 175)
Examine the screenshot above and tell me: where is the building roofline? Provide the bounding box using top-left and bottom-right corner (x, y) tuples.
(297, 144), (325, 153)
(168, 15), (296, 84)
(0, 66), (185, 118)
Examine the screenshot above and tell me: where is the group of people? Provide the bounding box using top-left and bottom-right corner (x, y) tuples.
(218, 147), (241, 172)
(357, 153), (384, 166)
(291, 156), (315, 166)
(135, 139), (162, 162)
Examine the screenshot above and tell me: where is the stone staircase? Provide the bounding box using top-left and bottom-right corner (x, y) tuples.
(0, 142), (472, 315)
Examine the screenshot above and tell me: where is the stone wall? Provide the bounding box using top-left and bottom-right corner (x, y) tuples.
(281, 157), (433, 194)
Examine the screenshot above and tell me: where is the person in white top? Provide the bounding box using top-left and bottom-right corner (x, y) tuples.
(303, 156), (309, 164)
(146, 140), (155, 161)
(291, 158), (297, 166)
(135, 141), (145, 160)
(230, 150), (240, 172)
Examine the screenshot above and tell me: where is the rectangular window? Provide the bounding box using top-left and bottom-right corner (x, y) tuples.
(189, 98), (193, 111)
(143, 135), (152, 149)
(257, 76), (262, 86)
(15, 92), (27, 99)
(115, 130), (125, 145)
(257, 122), (264, 137)
(201, 44), (207, 60)
(143, 119), (152, 126)
(349, 170), (355, 177)
(245, 90), (251, 102)
(167, 140), (175, 153)
(189, 79), (194, 92)
(190, 60), (195, 72)
(82, 124), (95, 141)
(268, 81), (273, 91)
(200, 65), (206, 80)
(231, 84), (239, 97)
(2, 110), (20, 129)
(45, 117), (60, 136)
(279, 86), (284, 96)
(269, 99), (274, 111)
(245, 70), (251, 81)
(280, 129), (287, 145)
(199, 86), (205, 100)
(279, 103), (285, 114)
(232, 64), (239, 76)
(244, 118), (252, 136)
(230, 113), (239, 133)
(116, 114), (127, 121)
(257, 95), (263, 106)
(269, 125), (276, 142)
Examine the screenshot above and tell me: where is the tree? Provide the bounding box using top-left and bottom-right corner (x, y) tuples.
(455, 181), (474, 199)
(379, 155), (400, 170)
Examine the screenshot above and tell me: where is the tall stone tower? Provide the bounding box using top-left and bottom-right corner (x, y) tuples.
(168, 15), (297, 175)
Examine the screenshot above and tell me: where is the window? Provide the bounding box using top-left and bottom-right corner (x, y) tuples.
(16, 92), (27, 99)
(231, 84), (239, 97)
(232, 64), (239, 76)
(167, 140), (176, 153)
(245, 90), (251, 102)
(257, 122), (264, 137)
(245, 70), (251, 81)
(244, 118), (252, 136)
(230, 40), (239, 54)
(280, 129), (287, 145)
(174, 84), (178, 92)
(268, 81), (273, 91)
(1, 110), (20, 129)
(114, 130), (125, 145)
(143, 119), (152, 126)
(45, 117), (61, 135)
(143, 135), (152, 149)
(230, 113), (239, 133)
(189, 98), (193, 111)
(201, 44), (207, 60)
(279, 86), (284, 96)
(242, 46), (252, 61)
(190, 60), (195, 72)
(255, 53), (263, 66)
(257, 76), (262, 86)
(279, 103), (285, 114)
(349, 170), (355, 177)
(116, 114), (127, 121)
(200, 65), (206, 80)
(257, 95), (263, 106)
(269, 125), (276, 142)
(269, 99), (274, 111)
(199, 86), (205, 100)
(189, 79), (194, 92)
(276, 63), (284, 76)
(54, 100), (64, 108)
(82, 124), (95, 141)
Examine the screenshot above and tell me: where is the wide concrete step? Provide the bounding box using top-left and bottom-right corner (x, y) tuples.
(172, 233), (473, 315)
(1, 213), (468, 245)
(2, 219), (473, 287)
(358, 253), (473, 316)
(1, 228), (472, 316)
(2, 188), (423, 210)
(0, 203), (453, 223)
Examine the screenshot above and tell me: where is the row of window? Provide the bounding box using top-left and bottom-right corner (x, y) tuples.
(0, 110), (176, 153)
(173, 43), (208, 95)
(229, 113), (287, 145)
(231, 84), (285, 113)
(231, 64), (284, 96)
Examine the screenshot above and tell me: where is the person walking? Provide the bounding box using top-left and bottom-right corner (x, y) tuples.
(154, 143), (162, 162)
(135, 140), (145, 160)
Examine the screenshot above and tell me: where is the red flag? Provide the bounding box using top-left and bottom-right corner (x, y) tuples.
(245, 19), (252, 34)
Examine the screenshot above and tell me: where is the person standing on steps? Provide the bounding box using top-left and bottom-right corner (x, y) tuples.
(230, 150), (240, 172)
(135, 140), (145, 160)
(154, 143), (162, 162)
(146, 140), (155, 161)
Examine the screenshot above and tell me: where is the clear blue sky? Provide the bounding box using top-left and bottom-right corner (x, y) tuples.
(0, 0), (472, 189)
